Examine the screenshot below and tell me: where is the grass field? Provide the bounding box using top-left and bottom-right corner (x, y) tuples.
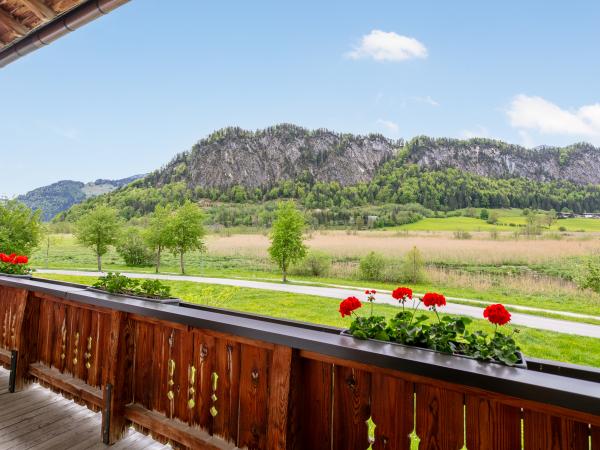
(30, 231), (600, 320)
(36, 273), (600, 367)
(387, 209), (600, 232)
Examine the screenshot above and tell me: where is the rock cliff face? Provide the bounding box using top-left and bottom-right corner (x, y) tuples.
(146, 124), (400, 189)
(404, 137), (600, 185)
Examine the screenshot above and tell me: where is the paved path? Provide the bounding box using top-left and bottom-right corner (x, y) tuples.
(36, 269), (600, 338)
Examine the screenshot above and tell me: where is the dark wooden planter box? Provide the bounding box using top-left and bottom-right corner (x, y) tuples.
(340, 329), (528, 369)
(85, 287), (180, 305)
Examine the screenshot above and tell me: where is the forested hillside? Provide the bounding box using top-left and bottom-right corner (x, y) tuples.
(52, 125), (600, 228)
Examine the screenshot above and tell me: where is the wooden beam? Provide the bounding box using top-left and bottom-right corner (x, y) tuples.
(101, 311), (134, 444)
(0, 8), (29, 36)
(17, 0), (56, 21)
(29, 362), (103, 407)
(125, 404), (236, 450)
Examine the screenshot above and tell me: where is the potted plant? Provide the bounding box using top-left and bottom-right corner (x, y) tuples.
(88, 272), (180, 305)
(340, 287), (526, 368)
(0, 253), (32, 278)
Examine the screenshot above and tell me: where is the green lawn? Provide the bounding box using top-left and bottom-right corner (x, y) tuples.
(385, 209), (600, 232)
(36, 273), (600, 368)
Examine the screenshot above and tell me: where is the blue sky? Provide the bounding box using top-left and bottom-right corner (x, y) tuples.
(1, 0), (600, 196)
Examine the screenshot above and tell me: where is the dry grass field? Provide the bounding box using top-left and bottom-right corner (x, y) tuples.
(207, 230), (600, 265)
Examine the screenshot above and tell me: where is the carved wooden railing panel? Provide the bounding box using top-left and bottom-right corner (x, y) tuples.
(1, 278), (599, 450)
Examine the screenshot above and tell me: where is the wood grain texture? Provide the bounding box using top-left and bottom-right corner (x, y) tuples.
(237, 344), (270, 450)
(192, 330), (216, 433)
(466, 395), (521, 450)
(266, 345), (293, 450)
(524, 410), (589, 450)
(371, 373), (413, 450)
(592, 426), (600, 450)
(212, 337), (241, 443)
(416, 384), (464, 450)
(294, 358), (333, 450)
(14, 292), (39, 390)
(101, 311), (134, 444)
(332, 365), (371, 450)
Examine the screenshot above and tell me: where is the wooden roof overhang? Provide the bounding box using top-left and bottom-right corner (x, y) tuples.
(0, 0), (129, 68)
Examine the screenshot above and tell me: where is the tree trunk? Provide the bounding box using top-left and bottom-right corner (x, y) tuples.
(180, 251), (185, 275)
(155, 246), (161, 274)
(97, 254), (102, 272)
(282, 261), (287, 283)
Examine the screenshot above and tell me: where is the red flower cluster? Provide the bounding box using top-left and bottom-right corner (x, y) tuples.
(364, 289), (376, 295)
(339, 296), (362, 317)
(422, 292), (446, 308)
(0, 253), (28, 265)
(392, 287), (413, 302)
(483, 304), (511, 326)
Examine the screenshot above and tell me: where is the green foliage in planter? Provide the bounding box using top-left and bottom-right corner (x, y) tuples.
(348, 315), (390, 341)
(93, 272), (171, 299)
(343, 293), (522, 366)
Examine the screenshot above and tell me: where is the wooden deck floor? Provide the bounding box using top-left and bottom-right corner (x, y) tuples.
(0, 368), (170, 450)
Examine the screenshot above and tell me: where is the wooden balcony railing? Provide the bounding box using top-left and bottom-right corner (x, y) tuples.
(0, 276), (599, 449)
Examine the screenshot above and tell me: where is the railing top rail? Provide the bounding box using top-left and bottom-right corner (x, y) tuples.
(1, 275), (599, 417)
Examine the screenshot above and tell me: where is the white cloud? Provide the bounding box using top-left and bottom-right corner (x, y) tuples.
(507, 95), (600, 140)
(347, 30), (427, 62)
(414, 95), (439, 107)
(376, 119), (400, 134)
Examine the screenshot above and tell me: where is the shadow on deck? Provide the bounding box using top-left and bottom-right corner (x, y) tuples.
(0, 368), (170, 450)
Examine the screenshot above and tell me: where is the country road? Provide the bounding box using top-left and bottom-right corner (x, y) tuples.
(36, 269), (600, 338)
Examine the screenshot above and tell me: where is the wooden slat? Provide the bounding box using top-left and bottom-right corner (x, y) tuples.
(28, 362), (102, 407)
(212, 338), (241, 443)
(416, 384), (464, 450)
(192, 330), (216, 433)
(300, 349), (600, 428)
(524, 410), (589, 450)
(237, 344), (270, 449)
(266, 345), (293, 450)
(0, 347), (10, 366)
(371, 373), (413, 450)
(17, 0), (56, 20)
(0, 8), (29, 36)
(293, 358), (333, 450)
(592, 426), (600, 450)
(332, 365), (371, 450)
(125, 404), (235, 450)
(466, 395), (521, 450)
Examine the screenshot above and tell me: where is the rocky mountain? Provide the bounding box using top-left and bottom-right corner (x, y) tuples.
(405, 137), (600, 185)
(141, 125), (600, 195)
(18, 175), (144, 220)
(144, 124), (400, 190)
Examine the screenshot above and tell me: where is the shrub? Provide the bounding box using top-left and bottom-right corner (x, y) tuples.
(401, 246), (425, 284)
(579, 259), (600, 294)
(479, 209), (489, 220)
(486, 211), (499, 224)
(359, 251), (386, 281)
(453, 230), (472, 240)
(293, 250), (332, 277)
(116, 228), (154, 267)
(559, 226), (567, 232)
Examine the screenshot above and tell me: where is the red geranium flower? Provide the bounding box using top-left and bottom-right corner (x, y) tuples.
(392, 287), (413, 302)
(15, 255), (28, 264)
(422, 292), (446, 308)
(0, 253), (9, 263)
(483, 304), (511, 326)
(339, 296), (362, 317)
